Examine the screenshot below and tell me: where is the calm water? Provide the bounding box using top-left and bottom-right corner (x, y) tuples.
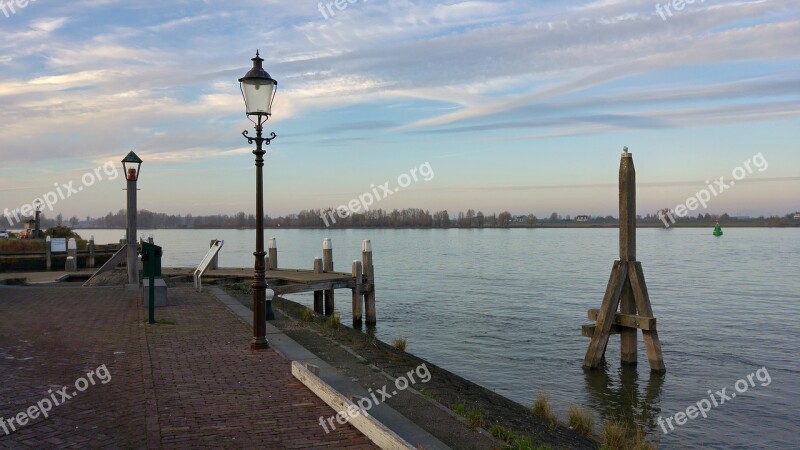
(78, 228), (800, 449)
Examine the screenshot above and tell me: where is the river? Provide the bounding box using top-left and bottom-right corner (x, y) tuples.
(76, 227), (800, 449)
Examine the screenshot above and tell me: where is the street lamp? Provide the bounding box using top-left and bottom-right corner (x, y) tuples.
(122, 151), (142, 286)
(33, 199), (43, 238)
(239, 50), (278, 350)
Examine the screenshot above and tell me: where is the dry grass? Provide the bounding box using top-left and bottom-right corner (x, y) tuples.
(600, 418), (655, 450)
(568, 405), (595, 437)
(301, 307), (316, 322)
(393, 336), (408, 351)
(325, 313), (341, 330)
(531, 394), (558, 423)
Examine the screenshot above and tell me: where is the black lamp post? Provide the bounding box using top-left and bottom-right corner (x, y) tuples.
(33, 200), (42, 238)
(239, 50), (277, 350)
(122, 151), (142, 286)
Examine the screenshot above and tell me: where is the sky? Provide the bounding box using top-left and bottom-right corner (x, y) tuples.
(0, 0), (798, 225)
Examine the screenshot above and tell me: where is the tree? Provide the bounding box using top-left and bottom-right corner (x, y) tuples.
(549, 212), (559, 222)
(56, 213), (63, 226)
(476, 211), (485, 227)
(498, 211), (512, 227)
(69, 216), (79, 227)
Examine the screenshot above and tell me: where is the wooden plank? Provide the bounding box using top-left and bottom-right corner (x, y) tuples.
(587, 310), (655, 331)
(629, 262), (666, 373)
(273, 280), (354, 296)
(583, 260), (627, 369)
(619, 277), (638, 365)
(291, 361), (415, 450)
(581, 323), (621, 337)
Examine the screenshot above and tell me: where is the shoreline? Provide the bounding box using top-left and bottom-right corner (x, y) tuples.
(13, 222), (798, 232)
(222, 282), (598, 449)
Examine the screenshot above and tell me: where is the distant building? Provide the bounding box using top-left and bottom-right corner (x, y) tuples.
(794, 212), (800, 220)
(576, 215), (589, 222)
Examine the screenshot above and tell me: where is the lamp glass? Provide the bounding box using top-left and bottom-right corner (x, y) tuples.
(241, 79), (276, 116)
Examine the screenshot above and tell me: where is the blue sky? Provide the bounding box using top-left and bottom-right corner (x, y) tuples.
(0, 0), (798, 223)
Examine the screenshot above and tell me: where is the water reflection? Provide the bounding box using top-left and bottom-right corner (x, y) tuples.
(584, 361), (665, 438)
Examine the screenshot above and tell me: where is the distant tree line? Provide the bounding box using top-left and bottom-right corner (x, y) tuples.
(24, 209), (799, 229)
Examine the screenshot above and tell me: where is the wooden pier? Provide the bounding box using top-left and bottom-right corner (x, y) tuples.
(168, 239), (377, 326)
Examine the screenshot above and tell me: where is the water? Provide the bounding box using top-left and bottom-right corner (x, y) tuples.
(77, 227), (800, 449)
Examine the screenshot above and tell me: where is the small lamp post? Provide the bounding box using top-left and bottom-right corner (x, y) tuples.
(122, 151), (142, 286)
(33, 199), (43, 238)
(239, 50), (278, 350)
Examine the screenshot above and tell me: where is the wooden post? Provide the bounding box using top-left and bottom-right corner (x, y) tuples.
(583, 148), (665, 373)
(66, 238), (78, 271)
(313, 257), (324, 314)
(352, 260), (363, 328)
(322, 238), (335, 316)
(619, 149), (638, 365)
(362, 240), (376, 325)
(209, 239), (219, 270)
(45, 236), (52, 271)
(629, 262), (666, 372)
(268, 238), (277, 271)
(88, 236), (95, 268)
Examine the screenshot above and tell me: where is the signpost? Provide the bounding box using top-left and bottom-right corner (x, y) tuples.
(141, 241), (162, 324)
(50, 238), (67, 253)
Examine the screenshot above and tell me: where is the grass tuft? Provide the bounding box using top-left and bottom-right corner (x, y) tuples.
(155, 318), (176, 325)
(568, 405), (595, 437)
(601, 418), (628, 449)
(393, 336), (408, 351)
(465, 407), (484, 428)
(301, 307), (316, 322)
(531, 393), (557, 423)
(600, 418), (655, 450)
(453, 400), (466, 416)
(325, 313), (341, 330)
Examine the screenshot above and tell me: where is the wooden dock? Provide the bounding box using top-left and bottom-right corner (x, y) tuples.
(167, 239), (376, 327)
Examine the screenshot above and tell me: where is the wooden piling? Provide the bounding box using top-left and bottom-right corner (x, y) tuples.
(268, 238), (277, 270)
(362, 240), (376, 325)
(88, 236), (95, 268)
(322, 238), (335, 316)
(313, 257), (324, 314)
(583, 147), (665, 373)
(352, 260), (363, 328)
(619, 150), (638, 365)
(45, 236), (52, 271)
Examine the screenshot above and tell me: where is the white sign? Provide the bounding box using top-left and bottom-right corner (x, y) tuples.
(51, 238), (67, 253)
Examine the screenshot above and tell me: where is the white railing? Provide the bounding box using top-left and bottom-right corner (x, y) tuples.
(194, 240), (224, 291)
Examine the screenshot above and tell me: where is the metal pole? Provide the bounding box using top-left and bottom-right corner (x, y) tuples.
(251, 122), (269, 349)
(126, 175), (139, 286)
(148, 271), (155, 324)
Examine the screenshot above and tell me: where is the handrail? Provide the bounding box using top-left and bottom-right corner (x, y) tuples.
(194, 240), (224, 291)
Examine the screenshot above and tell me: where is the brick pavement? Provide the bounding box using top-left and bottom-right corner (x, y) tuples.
(0, 285), (376, 449)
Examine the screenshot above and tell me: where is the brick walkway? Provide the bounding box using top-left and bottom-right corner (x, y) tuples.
(0, 285), (376, 449)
